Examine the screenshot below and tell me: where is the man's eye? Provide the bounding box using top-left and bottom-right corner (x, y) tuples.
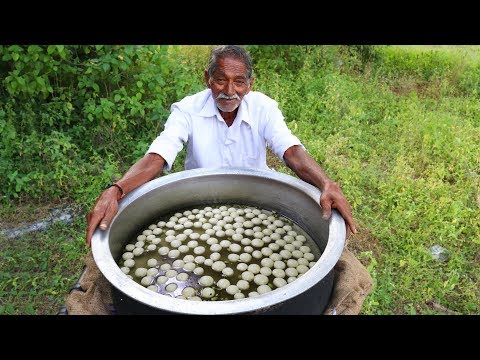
(235, 80), (246, 85)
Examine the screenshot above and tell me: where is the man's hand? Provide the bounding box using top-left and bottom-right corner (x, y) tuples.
(319, 180), (357, 237)
(85, 187), (120, 247)
(84, 153), (166, 247)
(283, 146), (357, 238)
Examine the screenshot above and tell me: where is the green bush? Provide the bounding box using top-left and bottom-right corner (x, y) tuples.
(0, 45), (204, 204)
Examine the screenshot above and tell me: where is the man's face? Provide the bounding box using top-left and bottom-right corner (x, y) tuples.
(206, 57), (254, 113)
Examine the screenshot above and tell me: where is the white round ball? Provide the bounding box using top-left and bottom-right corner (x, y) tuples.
(210, 244), (222, 252)
(240, 238), (251, 246)
(193, 267), (204, 275)
(172, 259), (185, 268)
(257, 285), (272, 294)
(199, 233), (210, 241)
(243, 246), (253, 253)
(304, 252), (315, 261)
(247, 264), (261, 274)
(132, 247), (144, 256)
(134, 268), (147, 278)
(261, 257), (274, 268)
(211, 261), (226, 272)
(160, 263), (171, 271)
(199, 275), (214, 286)
(206, 237), (218, 245)
(273, 277), (287, 288)
(156, 275), (168, 285)
(260, 267), (272, 276)
(268, 243), (280, 251)
(236, 279), (250, 290)
(252, 250), (263, 259)
(193, 246), (205, 255)
(210, 252), (221, 261)
(241, 271), (254, 282)
(216, 278), (230, 289)
(182, 287), (196, 298)
(236, 263), (248, 271)
(194, 256), (205, 264)
(226, 285), (239, 295)
(165, 283), (178, 293)
(168, 249), (180, 258)
(297, 264), (309, 274)
(234, 292), (245, 299)
(147, 285), (158, 292)
(146, 244), (157, 251)
(239, 253), (252, 263)
(165, 269), (178, 278)
(285, 267), (299, 277)
(201, 287), (215, 298)
(176, 272), (189, 282)
(254, 274), (269, 286)
(229, 243), (242, 253)
(298, 258), (309, 266)
(272, 268), (286, 278)
(147, 268), (158, 276)
(141, 276), (153, 286)
(287, 259), (299, 268)
(122, 252), (134, 260)
(270, 253), (282, 262)
(222, 267), (234, 277)
(183, 262), (196, 271)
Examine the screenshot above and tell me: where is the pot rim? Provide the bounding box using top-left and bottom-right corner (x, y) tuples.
(92, 167), (346, 314)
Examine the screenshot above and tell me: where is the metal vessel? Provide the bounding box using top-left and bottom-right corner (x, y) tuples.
(91, 168), (346, 314)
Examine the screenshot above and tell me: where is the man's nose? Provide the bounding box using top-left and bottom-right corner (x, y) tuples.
(225, 81), (235, 96)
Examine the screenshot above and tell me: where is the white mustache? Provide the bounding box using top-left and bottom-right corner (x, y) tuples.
(216, 93), (240, 100)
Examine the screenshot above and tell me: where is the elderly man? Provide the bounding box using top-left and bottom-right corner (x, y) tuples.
(86, 45), (356, 246)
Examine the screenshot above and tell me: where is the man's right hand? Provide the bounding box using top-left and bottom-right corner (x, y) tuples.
(85, 186), (121, 247)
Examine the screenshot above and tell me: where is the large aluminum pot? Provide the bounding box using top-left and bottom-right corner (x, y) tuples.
(91, 167), (346, 314)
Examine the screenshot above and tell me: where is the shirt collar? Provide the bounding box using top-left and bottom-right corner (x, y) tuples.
(199, 90), (252, 126)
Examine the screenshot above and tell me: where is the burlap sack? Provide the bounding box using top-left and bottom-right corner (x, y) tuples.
(65, 251), (113, 315)
(65, 247), (373, 315)
(322, 248), (373, 315)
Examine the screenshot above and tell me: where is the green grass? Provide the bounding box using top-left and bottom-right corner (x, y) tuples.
(0, 215), (88, 315)
(1, 45), (479, 314)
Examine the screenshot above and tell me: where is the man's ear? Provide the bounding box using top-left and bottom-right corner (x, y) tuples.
(247, 77), (255, 93)
(205, 70), (211, 88)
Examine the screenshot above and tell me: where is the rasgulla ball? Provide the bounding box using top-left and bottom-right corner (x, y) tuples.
(199, 275), (214, 287)
(134, 268), (147, 278)
(123, 259), (135, 268)
(201, 287), (215, 298)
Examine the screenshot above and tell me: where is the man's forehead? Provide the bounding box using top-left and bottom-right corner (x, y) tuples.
(212, 58), (247, 77)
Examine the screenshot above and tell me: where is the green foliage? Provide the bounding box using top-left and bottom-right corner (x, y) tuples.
(254, 45), (480, 314)
(0, 45), (204, 204)
(247, 45), (340, 77)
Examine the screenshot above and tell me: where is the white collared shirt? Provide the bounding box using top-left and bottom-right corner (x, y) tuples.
(147, 89), (304, 171)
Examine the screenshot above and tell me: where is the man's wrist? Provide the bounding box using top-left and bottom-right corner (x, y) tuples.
(106, 183), (125, 200)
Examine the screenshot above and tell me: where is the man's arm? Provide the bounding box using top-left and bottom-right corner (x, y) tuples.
(85, 153), (166, 247)
(283, 145), (357, 236)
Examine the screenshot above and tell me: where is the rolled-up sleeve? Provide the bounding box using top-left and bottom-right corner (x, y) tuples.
(263, 102), (305, 162)
(146, 109), (190, 171)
